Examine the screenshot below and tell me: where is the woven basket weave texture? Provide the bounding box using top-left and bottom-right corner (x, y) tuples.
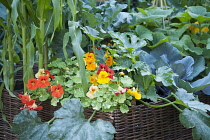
(1, 90), (210, 140)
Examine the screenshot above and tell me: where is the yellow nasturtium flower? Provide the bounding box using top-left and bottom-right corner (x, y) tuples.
(97, 71), (110, 84)
(127, 88), (142, 100)
(104, 50), (110, 57)
(90, 74), (98, 85)
(86, 62), (97, 71)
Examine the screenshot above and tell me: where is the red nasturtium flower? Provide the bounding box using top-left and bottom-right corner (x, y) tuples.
(18, 94), (43, 111)
(51, 84), (64, 98)
(20, 104), (43, 111)
(37, 75), (51, 88)
(18, 94), (35, 106)
(26, 78), (38, 90)
(45, 70), (55, 79)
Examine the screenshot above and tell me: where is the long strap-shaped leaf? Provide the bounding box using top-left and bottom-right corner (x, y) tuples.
(68, 21), (88, 93)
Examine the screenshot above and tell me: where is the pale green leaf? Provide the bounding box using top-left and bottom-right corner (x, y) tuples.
(120, 75), (133, 87)
(155, 66), (177, 87)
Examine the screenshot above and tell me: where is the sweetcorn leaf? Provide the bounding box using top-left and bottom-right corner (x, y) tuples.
(48, 99), (116, 140)
(174, 88), (210, 112)
(179, 108), (210, 140)
(11, 110), (53, 140)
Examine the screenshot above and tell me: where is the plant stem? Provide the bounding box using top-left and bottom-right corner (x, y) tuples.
(139, 99), (176, 108)
(21, 0), (28, 92)
(39, 19), (45, 69)
(88, 110), (97, 122)
(47, 117), (56, 124)
(158, 97), (183, 112)
(7, 11), (14, 91)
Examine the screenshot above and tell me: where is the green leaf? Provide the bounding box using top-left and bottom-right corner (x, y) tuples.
(134, 74), (159, 102)
(149, 32), (168, 49)
(11, 110), (53, 140)
(179, 109), (210, 140)
(155, 66), (177, 87)
(48, 99), (116, 140)
(187, 6), (210, 23)
(207, 38), (210, 49)
(180, 35), (203, 55)
(39, 94), (50, 101)
(174, 88), (210, 112)
(68, 21), (88, 93)
(82, 11), (100, 28)
(120, 104), (129, 113)
(120, 75), (133, 87)
(36, 0), (52, 20)
(135, 25), (153, 41)
(0, 3), (7, 20)
(109, 32), (147, 52)
(52, 0), (62, 30)
(81, 26), (103, 42)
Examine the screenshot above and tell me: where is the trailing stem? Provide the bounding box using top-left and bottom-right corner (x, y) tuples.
(139, 100), (176, 108)
(158, 97), (183, 113)
(47, 117), (56, 124)
(88, 110), (97, 122)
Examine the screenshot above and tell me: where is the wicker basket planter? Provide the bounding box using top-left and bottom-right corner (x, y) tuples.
(3, 90), (207, 140)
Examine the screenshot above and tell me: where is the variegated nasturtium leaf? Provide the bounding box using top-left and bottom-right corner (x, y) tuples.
(179, 108), (210, 140)
(48, 98), (116, 140)
(11, 110), (53, 140)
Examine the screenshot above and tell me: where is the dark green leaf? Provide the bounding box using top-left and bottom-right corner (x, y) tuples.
(179, 108), (210, 140)
(11, 109), (53, 140)
(48, 99), (116, 140)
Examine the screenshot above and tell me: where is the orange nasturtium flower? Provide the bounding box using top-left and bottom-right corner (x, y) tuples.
(51, 84), (64, 98)
(97, 71), (110, 84)
(26, 78), (38, 90)
(84, 52), (96, 63)
(86, 62), (97, 71)
(90, 74), (98, 85)
(105, 56), (115, 67)
(37, 75), (51, 88)
(189, 21), (209, 34)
